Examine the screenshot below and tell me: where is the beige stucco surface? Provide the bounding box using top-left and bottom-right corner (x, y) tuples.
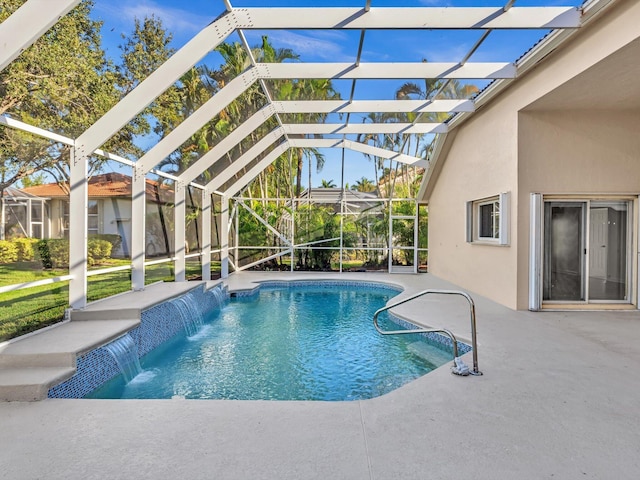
(425, 0), (640, 309)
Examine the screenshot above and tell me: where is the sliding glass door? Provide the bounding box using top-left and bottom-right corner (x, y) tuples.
(543, 200), (631, 304)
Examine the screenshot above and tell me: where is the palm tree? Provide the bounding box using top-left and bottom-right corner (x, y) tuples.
(320, 179), (336, 188)
(352, 177), (376, 193)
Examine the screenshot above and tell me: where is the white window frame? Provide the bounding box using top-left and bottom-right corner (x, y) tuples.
(87, 199), (100, 235)
(466, 192), (510, 246)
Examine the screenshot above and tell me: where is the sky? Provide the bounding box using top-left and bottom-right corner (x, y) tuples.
(90, 0), (584, 189)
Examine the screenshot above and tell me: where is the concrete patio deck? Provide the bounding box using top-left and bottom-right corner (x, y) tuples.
(1, 272), (639, 479)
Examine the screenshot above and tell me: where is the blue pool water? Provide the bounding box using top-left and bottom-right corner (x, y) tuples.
(87, 284), (453, 401)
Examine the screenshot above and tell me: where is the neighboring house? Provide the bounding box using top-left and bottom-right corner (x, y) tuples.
(19, 173), (179, 258)
(0, 187), (48, 241)
(297, 187), (383, 215)
(420, 1), (640, 310)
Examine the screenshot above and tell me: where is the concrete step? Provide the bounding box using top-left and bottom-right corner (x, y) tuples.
(71, 308), (141, 321)
(0, 367), (76, 401)
(0, 319), (139, 368)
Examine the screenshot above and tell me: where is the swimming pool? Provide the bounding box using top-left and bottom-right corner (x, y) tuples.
(86, 283), (459, 401)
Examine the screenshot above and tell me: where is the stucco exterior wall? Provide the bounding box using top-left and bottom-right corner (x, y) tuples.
(427, 103), (519, 309)
(516, 110), (640, 309)
(425, 0), (640, 309)
(101, 198), (133, 257)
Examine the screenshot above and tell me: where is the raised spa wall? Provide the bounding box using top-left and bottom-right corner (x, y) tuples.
(48, 284), (226, 399)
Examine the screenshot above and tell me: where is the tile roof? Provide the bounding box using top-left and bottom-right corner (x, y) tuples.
(20, 173), (174, 202)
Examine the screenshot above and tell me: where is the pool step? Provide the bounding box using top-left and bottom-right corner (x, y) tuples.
(0, 318), (139, 401)
(0, 366), (76, 401)
(407, 341), (454, 366)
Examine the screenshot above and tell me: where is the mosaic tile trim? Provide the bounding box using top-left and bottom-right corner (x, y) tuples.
(48, 284), (227, 399)
(231, 280), (402, 298)
(48, 346), (120, 399)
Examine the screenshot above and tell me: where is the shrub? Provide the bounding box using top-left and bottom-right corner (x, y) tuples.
(48, 239), (70, 268)
(0, 240), (18, 263)
(13, 238), (39, 261)
(89, 234), (122, 256)
(36, 239), (69, 269)
(36, 239), (52, 268)
(87, 238), (112, 266)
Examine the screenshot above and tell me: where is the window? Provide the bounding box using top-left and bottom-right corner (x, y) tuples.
(466, 192), (510, 245)
(62, 200), (100, 236)
(87, 200), (99, 234)
(62, 201), (70, 238)
(478, 199), (500, 240)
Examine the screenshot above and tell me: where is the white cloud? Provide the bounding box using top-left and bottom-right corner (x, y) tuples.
(95, 0), (210, 35)
(246, 31), (355, 62)
(418, 0), (452, 5)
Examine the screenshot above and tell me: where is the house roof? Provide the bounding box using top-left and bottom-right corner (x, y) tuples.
(20, 173), (173, 202)
(2, 186), (47, 201)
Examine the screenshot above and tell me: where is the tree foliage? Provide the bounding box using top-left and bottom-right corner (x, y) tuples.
(0, 1), (175, 193)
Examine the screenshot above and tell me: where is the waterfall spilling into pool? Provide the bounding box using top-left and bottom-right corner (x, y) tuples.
(210, 285), (226, 308)
(103, 334), (142, 383)
(169, 291), (205, 337)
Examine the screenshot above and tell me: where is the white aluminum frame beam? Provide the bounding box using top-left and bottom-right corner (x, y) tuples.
(223, 136), (427, 197)
(207, 127), (285, 192)
(236, 199), (292, 247)
(0, 0), (81, 71)
(288, 138), (427, 168)
(177, 98), (460, 184)
(75, 12), (237, 157)
(155, 76), (474, 183)
(223, 142), (290, 197)
(283, 123), (447, 135)
(136, 69), (260, 174)
(179, 105), (276, 184)
(233, 7), (581, 29)
(0, 115), (203, 188)
(272, 99), (474, 114)
(255, 62), (516, 80)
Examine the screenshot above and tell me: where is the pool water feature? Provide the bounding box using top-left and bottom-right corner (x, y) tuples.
(168, 290), (205, 337)
(103, 334), (142, 383)
(87, 283), (457, 401)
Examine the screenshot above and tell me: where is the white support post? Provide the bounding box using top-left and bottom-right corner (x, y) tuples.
(175, 182), (186, 282)
(220, 195), (230, 279)
(202, 188), (212, 281)
(69, 147), (88, 309)
(131, 166), (146, 290)
(234, 204), (239, 274)
(413, 203), (419, 274)
(387, 200), (393, 274)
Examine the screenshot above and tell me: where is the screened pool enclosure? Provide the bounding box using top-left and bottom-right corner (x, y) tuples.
(0, 0), (590, 309)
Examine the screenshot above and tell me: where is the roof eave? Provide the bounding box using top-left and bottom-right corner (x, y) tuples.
(418, 0), (618, 204)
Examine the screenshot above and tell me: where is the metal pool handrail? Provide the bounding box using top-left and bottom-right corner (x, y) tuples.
(373, 289), (481, 375)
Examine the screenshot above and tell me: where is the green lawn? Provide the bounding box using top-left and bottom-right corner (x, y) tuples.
(0, 260), (219, 342)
